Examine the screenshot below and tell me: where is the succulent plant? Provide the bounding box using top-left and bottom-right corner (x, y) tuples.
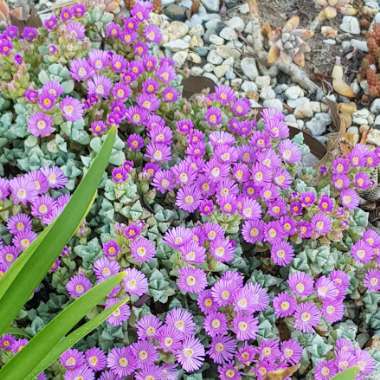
(360, 23), (380, 98)
(266, 16), (314, 67)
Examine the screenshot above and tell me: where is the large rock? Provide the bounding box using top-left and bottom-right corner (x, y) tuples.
(164, 5), (187, 21)
(167, 21), (189, 40)
(163, 39), (190, 51)
(340, 16), (360, 35)
(305, 112), (331, 136)
(220, 27), (238, 41)
(207, 50), (223, 65)
(226, 16), (245, 32)
(370, 99), (380, 114)
(201, 0), (220, 12)
(240, 57), (258, 81)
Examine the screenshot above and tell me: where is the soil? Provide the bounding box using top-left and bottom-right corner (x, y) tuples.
(256, 0), (345, 86)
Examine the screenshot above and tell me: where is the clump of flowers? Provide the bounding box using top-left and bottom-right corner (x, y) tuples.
(0, 2), (379, 380)
(0, 167), (69, 276)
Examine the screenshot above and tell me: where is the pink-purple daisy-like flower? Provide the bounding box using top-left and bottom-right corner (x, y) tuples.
(177, 267), (207, 294)
(294, 301), (321, 333)
(123, 268), (148, 296)
(107, 346), (137, 377)
(176, 336), (205, 372)
(85, 347), (107, 372)
(27, 112), (54, 137)
(208, 335), (236, 365)
(66, 274), (92, 298)
(288, 271), (314, 297)
(60, 97), (84, 122)
(273, 292), (297, 318)
(130, 236), (156, 264)
(232, 313), (259, 341)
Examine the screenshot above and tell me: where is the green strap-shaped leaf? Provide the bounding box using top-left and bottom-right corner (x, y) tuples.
(0, 272), (125, 380)
(331, 367), (360, 380)
(27, 297), (129, 379)
(0, 127), (116, 336)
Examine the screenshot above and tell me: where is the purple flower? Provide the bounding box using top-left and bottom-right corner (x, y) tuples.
(163, 227), (192, 249)
(72, 3), (86, 17)
(112, 167), (128, 183)
(64, 367), (94, 380)
(31, 195), (55, 221)
(242, 220), (264, 244)
(60, 349), (85, 370)
(198, 290), (218, 314)
(316, 276), (339, 301)
(294, 301), (321, 333)
(144, 24), (162, 43)
(270, 240), (294, 266)
(162, 87), (179, 103)
(288, 271), (314, 297)
(179, 241), (206, 265)
(27, 112), (54, 137)
(352, 240), (373, 264)
(85, 347), (107, 372)
(90, 120), (107, 136)
(70, 58), (93, 81)
(176, 337), (205, 372)
(88, 75), (112, 98)
(208, 335), (236, 364)
(205, 107), (223, 127)
(233, 283), (269, 314)
(38, 90), (57, 111)
(273, 292), (297, 318)
(232, 313), (258, 341)
(213, 85), (236, 105)
(130, 236), (156, 264)
(66, 274), (92, 298)
(281, 339), (303, 365)
(204, 312), (228, 337)
(157, 325), (181, 353)
(22, 27), (38, 41)
(177, 267), (207, 294)
(131, 340), (158, 368)
(311, 213), (332, 236)
(41, 167), (67, 189)
(102, 240), (120, 259)
(105, 298), (130, 326)
(93, 257), (120, 281)
(340, 189), (360, 210)
(9, 176), (38, 204)
(13, 230), (36, 251)
(176, 185), (201, 213)
(322, 299), (344, 323)
(314, 359), (337, 380)
(60, 97), (83, 121)
(364, 269), (380, 291)
(107, 347), (136, 377)
(60, 7), (73, 21)
(105, 22), (122, 38)
(0, 334), (16, 351)
(218, 364), (241, 380)
(65, 21), (85, 40)
(165, 308), (195, 337)
(137, 314), (162, 340)
(318, 194), (334, 212)
(123, 268), (148, 296)
(0, 246), (19, 265)
(279, 139), (302, 163)
(7, 213), (32, 235)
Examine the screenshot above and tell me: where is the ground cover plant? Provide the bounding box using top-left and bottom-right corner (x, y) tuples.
(0, 2), (379, 379)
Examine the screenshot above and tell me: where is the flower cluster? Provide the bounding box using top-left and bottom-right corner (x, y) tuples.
(0, 167), (69, 275)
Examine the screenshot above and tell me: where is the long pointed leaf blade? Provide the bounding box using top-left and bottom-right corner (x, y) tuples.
(0, 127), (116, 335)
(28, 297), (129, 379)
(331, 367), (360, 380)
(0, 272), (125, 380)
